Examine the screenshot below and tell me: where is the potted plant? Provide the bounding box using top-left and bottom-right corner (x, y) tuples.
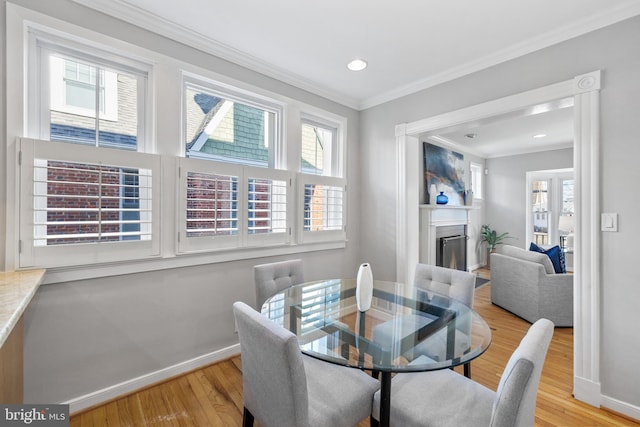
(480, 225), (512, 268)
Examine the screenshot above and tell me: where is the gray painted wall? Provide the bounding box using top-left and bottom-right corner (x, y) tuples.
(2, 0), (364, 404)
(485, 148), (573, 248)
(361, 15), (640, 409)
(4, 0), (640, 414)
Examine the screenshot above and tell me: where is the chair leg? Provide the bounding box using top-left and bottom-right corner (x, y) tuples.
(243, 407), (254, 427)
(464, 362), (471, 378)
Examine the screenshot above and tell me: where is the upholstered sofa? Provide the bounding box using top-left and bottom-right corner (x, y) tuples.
(490, 245), (573, 327)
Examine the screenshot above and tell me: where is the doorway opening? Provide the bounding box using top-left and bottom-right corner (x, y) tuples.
(395, 71), (602, 406)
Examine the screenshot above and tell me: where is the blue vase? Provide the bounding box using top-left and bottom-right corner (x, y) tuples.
(436, 191), (448, 205)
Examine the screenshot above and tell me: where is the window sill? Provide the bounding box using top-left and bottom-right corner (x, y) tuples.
(37, 240), (347, 284)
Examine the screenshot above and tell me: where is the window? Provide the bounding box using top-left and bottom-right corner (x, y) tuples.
(298, 115), (346, 243)
(525, 169), (573, 248)
(33, 161), (151, 246)
(178, 75), (293, 254)
(184, 79), (279, 167)
(19, 138), (161, 268)
(177, 158), (292, 254)
(561, 179), (574, 214)
(301, 120), (338, 176)
(31, 31), (147, 150)
(298, 175), (346, 243)
(14, 18), (347, 274)
(50, 56), (118, 122)
(470, 162), (483, 199)
(531, 179), (550, 246)
(20, 30), (154, 268)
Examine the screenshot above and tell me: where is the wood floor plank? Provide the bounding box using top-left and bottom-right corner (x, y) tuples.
(70, 271), (640, 426)
(183, 372), (229, 426)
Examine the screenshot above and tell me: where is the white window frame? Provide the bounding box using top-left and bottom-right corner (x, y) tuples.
(19, 138), (161, 268)
(300, 113), (344, 178)
(470, 162), (483, 200)
(182, 73), (284, 168)
(300, 118), (336, 176)
(28, 29), (150, 152)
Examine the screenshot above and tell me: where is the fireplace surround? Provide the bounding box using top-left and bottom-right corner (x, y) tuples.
(419, 205), (473, 271)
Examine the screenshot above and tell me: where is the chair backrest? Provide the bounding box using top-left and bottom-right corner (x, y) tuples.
(254, 259), (304, 309)
(233, 301), (309, 427)
(490, 318), (554, 427)
(413, 263), (476, 307)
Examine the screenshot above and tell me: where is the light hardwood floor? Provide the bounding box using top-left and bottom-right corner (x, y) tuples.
(70, 274), (639, 426)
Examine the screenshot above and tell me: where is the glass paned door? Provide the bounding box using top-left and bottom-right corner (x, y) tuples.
(532, 179), (550, 246)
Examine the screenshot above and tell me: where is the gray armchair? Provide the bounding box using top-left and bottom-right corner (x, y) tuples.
(233, 301), (380, 427)
(254, 259), (304, 309)
(371, 318), (555, 427)
(491, 245), (573, 326)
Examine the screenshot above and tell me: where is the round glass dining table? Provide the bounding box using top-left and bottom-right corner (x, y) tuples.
(261, 278), (492, 427)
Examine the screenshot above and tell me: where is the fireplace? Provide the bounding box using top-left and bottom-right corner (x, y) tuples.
(436, 225), (467, 271)
(419, 205), (472, 273)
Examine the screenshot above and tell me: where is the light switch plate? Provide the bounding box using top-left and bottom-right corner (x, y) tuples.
(601, 213), (618, 232)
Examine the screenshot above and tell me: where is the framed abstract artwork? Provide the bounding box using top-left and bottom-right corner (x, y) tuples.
(423, 142), (465, 205)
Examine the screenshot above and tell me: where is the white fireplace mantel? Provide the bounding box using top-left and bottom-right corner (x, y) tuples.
(419, 204), (473, 267)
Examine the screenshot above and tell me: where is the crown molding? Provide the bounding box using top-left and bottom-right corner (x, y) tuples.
(71, 0), (640, 111)
(359, 0), (640, 110)
(69, 0), (361, 109)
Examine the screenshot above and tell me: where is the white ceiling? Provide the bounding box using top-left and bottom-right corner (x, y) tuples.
(74, 0), (640, 110)
(426, 98), (575, 158)
(71, 0), (640, 156)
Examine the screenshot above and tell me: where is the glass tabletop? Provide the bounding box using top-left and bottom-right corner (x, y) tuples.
(261, 278), (492, 372)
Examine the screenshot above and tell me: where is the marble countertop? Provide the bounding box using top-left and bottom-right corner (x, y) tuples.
(0, 269), (45, 347)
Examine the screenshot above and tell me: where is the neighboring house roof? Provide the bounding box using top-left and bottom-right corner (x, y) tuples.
(51, 124), (137, 150)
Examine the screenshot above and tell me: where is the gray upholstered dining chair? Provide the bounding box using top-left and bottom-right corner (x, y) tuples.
(372, 264), (477, 377)
(412, 263), (477, 377)
(233, 301), (380, 427)
(254, 259), (304, 309)
(371, 318), (554, 427)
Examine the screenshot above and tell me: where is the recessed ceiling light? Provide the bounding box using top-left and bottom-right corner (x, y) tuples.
(347, 58), (368, 71)
(533, 133), (547, 139)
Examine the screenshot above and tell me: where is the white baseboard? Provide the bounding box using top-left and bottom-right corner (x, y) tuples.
(574, 375), (602, 407)
(601, 395), (640, 422)
(65, 343), (240, 414)
(468, 262), (483, 271)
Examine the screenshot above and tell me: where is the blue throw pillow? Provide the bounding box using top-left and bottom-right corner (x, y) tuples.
(529, 242), (566, 274)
